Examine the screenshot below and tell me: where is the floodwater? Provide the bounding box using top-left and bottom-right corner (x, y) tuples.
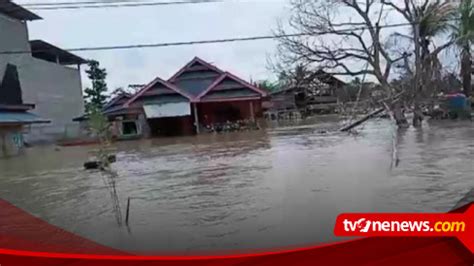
(0, 117), (473, 254)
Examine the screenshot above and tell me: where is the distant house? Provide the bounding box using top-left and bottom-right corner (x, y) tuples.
(103, 93), (139, 139)
(307, 70), (346, 110)
(0, 64), (49, 157)
(0, 1), (87, 143)
(102, 57), (268, 138)
(262, 87), (302, 120)
(263, 70), (346, 118)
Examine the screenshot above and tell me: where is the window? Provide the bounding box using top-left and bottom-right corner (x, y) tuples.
(121, 121), (139, 136)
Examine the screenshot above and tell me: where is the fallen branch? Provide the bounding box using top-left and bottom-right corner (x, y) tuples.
(339, 91), (406, 132)
(339, 108), (385, 132)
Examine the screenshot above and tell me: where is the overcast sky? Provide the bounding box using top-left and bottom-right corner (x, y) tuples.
(17, 0), (460, 94)
(20, 0), (289, 92)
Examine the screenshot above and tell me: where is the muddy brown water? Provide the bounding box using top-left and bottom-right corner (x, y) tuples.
(0, 117), (473, 254)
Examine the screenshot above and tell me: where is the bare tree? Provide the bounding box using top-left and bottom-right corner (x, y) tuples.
(275, 0), (410, 126)
(275, 0), (457, 128)
(382, 0), (455, 126)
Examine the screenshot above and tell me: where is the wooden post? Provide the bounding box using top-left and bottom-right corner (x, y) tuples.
(249, 101), (255, 122)
(193, 103), (200, 134)
(125, 197), (131, 226)
(0, 131), (6, 158)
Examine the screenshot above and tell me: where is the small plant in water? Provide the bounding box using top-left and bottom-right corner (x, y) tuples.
(88, 106), (123, 226)
(88, 107), (113, 169)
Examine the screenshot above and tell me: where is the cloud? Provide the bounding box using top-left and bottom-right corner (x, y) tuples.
(26, 0), (289, 91)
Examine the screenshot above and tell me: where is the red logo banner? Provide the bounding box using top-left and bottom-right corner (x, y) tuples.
(0, 199), (472, 265)
(334, 204), (474, 253)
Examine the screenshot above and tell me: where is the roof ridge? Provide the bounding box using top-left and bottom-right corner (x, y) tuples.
(103, 92), (131, 110)
(124, 75), (193, 107)
(195, 71), (268, 101)
(168, 57), (224, 82)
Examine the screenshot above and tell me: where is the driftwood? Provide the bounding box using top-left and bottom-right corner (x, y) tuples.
(83, 154), (117, 170)
(339, 108), (385, 132)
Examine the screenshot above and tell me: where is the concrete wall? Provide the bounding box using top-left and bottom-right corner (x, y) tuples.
(0, 13), (30, 54)
(0, 14), (84, 143)
(19, 57), (84, 142)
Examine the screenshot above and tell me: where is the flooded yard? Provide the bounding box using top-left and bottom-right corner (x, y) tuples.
(0, 118), (473, 254)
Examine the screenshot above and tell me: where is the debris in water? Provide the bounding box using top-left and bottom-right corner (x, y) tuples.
(84, 154), (117, 170)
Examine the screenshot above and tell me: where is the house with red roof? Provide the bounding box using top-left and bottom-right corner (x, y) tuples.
(105, 57), (268, 138)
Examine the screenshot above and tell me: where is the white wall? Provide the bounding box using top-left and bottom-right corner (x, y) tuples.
(0, 14), (84, 143)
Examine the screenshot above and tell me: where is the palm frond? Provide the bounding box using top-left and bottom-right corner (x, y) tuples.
(416, 0), (456, 39)
(453, 0), (474, 45)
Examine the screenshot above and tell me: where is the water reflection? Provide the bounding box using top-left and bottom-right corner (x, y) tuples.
(0, 119), (472, 253)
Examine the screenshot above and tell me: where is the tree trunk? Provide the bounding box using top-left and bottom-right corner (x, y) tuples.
(461, 45), (472, 97)
(393, 102), (409, 128)
(412, 103), (423, 127)
(412, 23), (422, 128)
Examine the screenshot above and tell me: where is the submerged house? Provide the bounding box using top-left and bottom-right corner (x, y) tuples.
(0, 64), (49, 157)
(262, 87), (301, 120)
(104, 57), (268, 138)
(263, 70), (346, 118)
(0, 1), (87, 143)
(102, 92), (138, 139)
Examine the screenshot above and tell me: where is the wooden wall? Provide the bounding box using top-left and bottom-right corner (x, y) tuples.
(197, 99), (262, 125)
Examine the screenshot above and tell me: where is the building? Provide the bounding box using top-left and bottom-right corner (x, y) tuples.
(262, 88), (302, 120)
(103, 92), (140, 140)
(263, 70), (346, 119)
(103, 57), (268, 138)
(0, 1), (87, 143)
(0, 64), (49, 157)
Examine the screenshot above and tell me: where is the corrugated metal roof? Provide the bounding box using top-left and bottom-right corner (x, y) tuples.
(174, 70), (219, 80)
(0, 112), (50, 124)
(102, 93), (132, 112)
(102, 105), (127, 115)
(0, 0), (41, 21)
(30, 40), (87, 65)
(173, 78), (217, 97)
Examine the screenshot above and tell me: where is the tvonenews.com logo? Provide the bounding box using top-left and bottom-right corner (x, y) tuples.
(342, 218), (466, 233)
(334, 207), (474, 253)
